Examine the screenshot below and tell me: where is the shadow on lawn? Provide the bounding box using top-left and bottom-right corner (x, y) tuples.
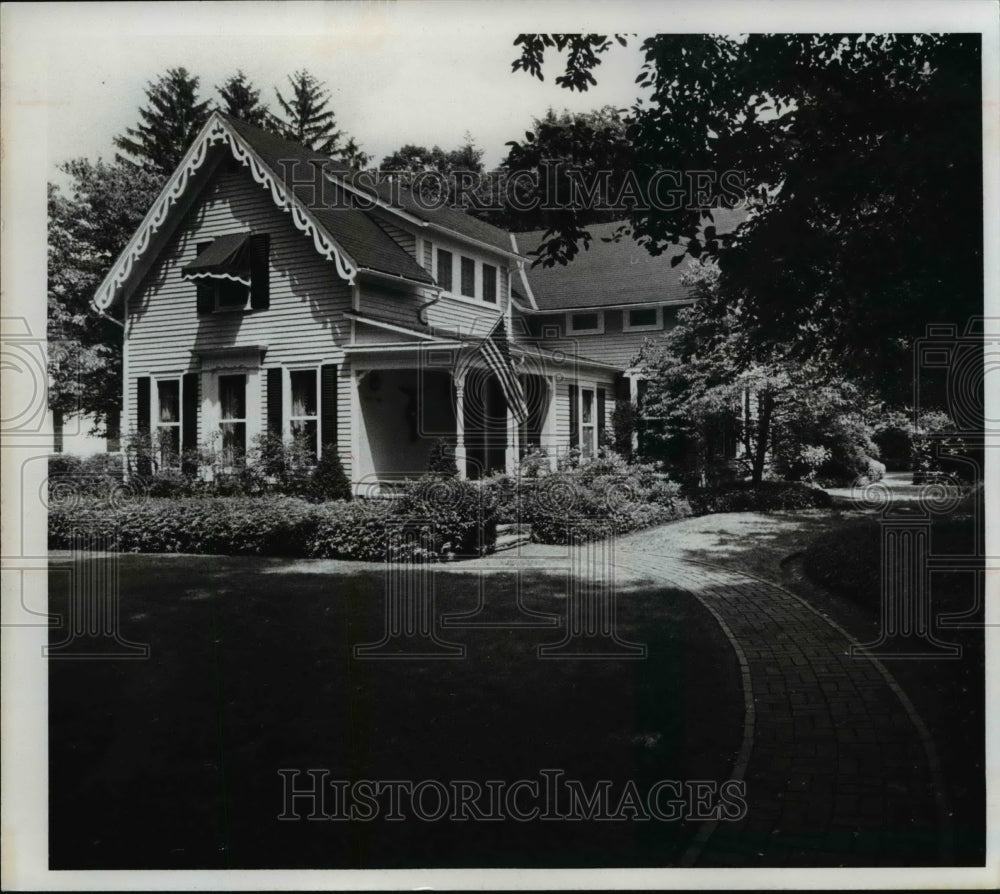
(48, 556), (744, 870)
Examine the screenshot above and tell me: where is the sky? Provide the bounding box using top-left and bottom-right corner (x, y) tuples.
(35, 1), (652, 180)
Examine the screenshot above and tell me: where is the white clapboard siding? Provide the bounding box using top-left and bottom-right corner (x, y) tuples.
(361, 286), (431, 332)
(423, 295), (500, 337)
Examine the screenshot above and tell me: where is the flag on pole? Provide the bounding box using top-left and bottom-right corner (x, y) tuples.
(479, 317), (529, 423)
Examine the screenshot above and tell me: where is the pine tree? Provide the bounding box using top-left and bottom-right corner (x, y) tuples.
(274, 69), (366, 165)
(217, 70), (270, 128)
(338, 136), (371, 170)
(114, 67), (211, 175)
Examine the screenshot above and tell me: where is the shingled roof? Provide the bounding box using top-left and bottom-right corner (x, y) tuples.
(514, 210), (748, 311)
(223, 116), (434, 285)
(225, 115), (516, 264)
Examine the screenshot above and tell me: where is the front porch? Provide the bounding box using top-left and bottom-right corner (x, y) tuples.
(347, 346), (556, 489)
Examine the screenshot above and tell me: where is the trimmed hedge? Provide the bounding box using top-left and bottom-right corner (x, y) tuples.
(517, 466), (693, 545)
(686, 480), (833, 514)
(49, 476), (498, 562)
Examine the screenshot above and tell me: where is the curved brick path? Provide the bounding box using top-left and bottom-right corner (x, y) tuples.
(610, 541), (951, 867)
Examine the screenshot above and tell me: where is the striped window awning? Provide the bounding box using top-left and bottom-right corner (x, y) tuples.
(182, 234), (252, 286)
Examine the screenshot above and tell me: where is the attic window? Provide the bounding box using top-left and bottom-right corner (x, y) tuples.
(568, 311), (604, 335)
(184, 233), (251, 286)
(623, 306), (662, 332)
(185, 233), (270, 314)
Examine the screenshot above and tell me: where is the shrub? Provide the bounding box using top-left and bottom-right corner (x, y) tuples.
(427, 439), (459, 478)
(610, 399), (638, 460)
(686, 480), (833, 514)
(480, 473), (520, 524)
(520, 452), (692, 545)
(396, 475), (498, 557)
(798, 445), (832, 484)
(516, 447), (551, 479)
(911, 410), (980, 483)
(49, 496), (321, 557)
(297, 446), (352, 502)
(47, 453), (124, 502)
(49, 482), (497, 562)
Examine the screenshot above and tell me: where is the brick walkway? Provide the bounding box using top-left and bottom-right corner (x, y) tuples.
(608, 539), (951, 867)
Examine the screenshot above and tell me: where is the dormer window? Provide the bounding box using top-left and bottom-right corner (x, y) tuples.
(185, 233), (270, 314)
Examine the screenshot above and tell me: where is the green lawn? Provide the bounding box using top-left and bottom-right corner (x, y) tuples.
(49, 554), (742, 869)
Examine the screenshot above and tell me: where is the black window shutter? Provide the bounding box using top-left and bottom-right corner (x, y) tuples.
(266, 368), (283, 437)
(136, 377), (151, 435)
(320, 364), (338, 451)
(597, 387), (606, 448)
(136, 376), (151, 476)
(250, 234), (270, 310)
(195, 241), (215, 315)
(106, 408), (121, 453)
(181, 373), (199, 473)
(614, 373), (630, 402)
(568, 385), (579, 449)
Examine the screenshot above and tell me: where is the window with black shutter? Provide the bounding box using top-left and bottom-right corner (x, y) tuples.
(184, 232), (269, 313)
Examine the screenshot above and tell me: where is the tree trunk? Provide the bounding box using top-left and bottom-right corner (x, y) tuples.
(750, 392), (774, 486)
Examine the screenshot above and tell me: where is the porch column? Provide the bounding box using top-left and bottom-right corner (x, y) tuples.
(453, 368), (467, 480)
(505, 393), (519, 474)
(629, 374), (640, 457)
(545, 376), (558, 472)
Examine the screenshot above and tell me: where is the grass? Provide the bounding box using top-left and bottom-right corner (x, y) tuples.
(49, 555), (742, 870)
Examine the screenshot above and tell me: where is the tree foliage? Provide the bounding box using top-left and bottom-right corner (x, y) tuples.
(48, 160), (165, 425)
(380, 136), (485, 207)
(511, 34), (982, 389)
(497, 105), (633, 241)
(217, 70), (270, 127)
(640, 264), (876, 486)
(114, 67), (211, 175)
(273, 69), (368, 165)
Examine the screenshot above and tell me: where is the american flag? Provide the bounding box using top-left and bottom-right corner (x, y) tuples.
(479, 317), (529, 423)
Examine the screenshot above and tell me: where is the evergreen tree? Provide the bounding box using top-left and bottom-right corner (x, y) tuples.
(114, 67), (211, 175)
(274, 70), (341, 153)
(217, 70), (270, 127)
(274, 69), (367, 165)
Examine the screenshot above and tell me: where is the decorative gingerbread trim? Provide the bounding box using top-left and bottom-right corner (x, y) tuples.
(92, 113), (358, 311)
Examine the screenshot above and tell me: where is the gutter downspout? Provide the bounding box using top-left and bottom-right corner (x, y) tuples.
(417, 290), (442, 326)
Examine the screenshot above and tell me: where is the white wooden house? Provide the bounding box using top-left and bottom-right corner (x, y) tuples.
(91, 112), (741, 489)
